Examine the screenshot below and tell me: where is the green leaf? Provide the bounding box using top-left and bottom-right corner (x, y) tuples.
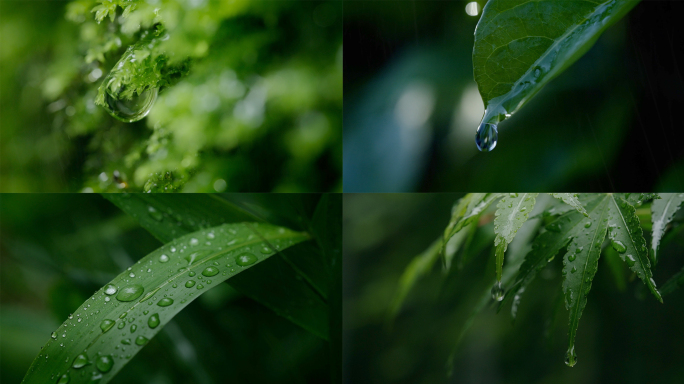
(607, 194), (662, 303)
(501, 195), (603, 317)
(661, 266), (684, 296)
(473, 0), (640, 126)
(104, 194), (330, 339)
(550, 193), (589, 217)
(562, 195), (610, 367)
(21, 223), (309, 384)
(651, 193), (684, 264)
(493, 193), (538, 281)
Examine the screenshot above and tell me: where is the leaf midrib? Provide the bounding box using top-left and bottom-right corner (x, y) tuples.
(608, 196), (649, 277)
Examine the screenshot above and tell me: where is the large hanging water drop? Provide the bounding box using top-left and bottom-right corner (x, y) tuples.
(475, 123), (498, 152)
(491, 281), (505, 301)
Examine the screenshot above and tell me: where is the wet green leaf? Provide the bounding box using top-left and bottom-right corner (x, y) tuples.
(473, 0), (640, 125)
(651, 193), (684, 263)
(493, 193), (538, 281)
(21, 223), (309, 384)
(551, 193), (589, 217)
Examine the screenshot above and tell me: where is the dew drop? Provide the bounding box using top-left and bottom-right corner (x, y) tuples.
(197, 284), (204, 290)
(118, 322), (125, 329)
(95, 355), (114, 373)
(102, 71), (158, 123)
(189, 238), (199, 246)
(148, 206), (164, 221)
(545, 222), (562, 233)
(51, 332), (57, 339)
(260, 246), (271, 254)
(130, 324), (137, 333)
(72, 353), (88, 369)
(185, 280), (196, 288)
(491, 281), (505, 301)
(188, 271), (196, 277)
(157, 298), (174, 307)
(568, 254), (576, 262)
(625, 254), (636, 267)
(148, 313), (160, 328)
(202, 266), (219, 276)
(611, 240), (626, 253)
(571, 266), (577, 274)
(565, 346), (577, 367)
(475, 122), (498, 152)
(159, 254), (169, 263)
(100, 319), (115, 333)
(135, 336), (149, 346)
(207, 232), (215, 239)
(57, 373), (70, 384)
(104, 284), (118, 295)
(236, 253), (258, 266)
(584, 221), (592, 228)
(116, 284), (144, 302)
(121, 338), (131, 345)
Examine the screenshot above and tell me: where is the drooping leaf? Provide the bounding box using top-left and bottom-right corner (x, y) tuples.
(443, 193), (501, 247)
(651, 193), (684, 264)
(607, 194), (662, 303)
(473, 0), (640, 126)
(550, 193), (589, 217)
(562, 195), (610, 367)
(501, 195), (604, 317)
(104, 193), (330, 339)
(22, 223), (309, 384)
(493, 193), (538, 281)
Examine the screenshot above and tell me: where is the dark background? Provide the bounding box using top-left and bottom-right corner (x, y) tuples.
(343, 193), (684, 383)
(343, 0), (684, 192)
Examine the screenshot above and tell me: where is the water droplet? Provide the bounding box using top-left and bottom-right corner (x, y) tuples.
(202, 266), (219, 276)
(185, 280), (196, 288)
(545, 222), (562, 233)
(611, 240), (626, 253)
(509, 193), (518, 198)
(130, 324), (137, 333)
(568, 254), (576, 262)
(100, 319), (115, 333)
(148, 313), (160, 328)
(95, 355), (114, 373)
(571, 266), (577, 274)
(565, 346), (577, 367)
(57, 373), (70, 384)
(104, 284), (118, 295)
(189, 238), (199, 246)
(584, 221), (592, 228)
(116, 284), (144, 302)
(51, 332), (57, 339)
(260, 246), (271, 254)
(157, 298), (174, 307)
(491, 281), (504, 301)
(118, 322), (125, 329)
(129, 272), (135, 278)
(475, 122), (498, 152)
(188, 271), (196, 277)
(197, 284), (204, 290)
(143, 310), (149, 315)
(102, 72), (158, 123)
(159, 254), (169, 263)
(625, 254), (636, 267)
(236, 253), (257, 266)
(148, 206), (163, 221)
(72, 353), (88, 369)
(135, 336), (149, 346)
(207, 232), (215, 239)
(576, 247), (583, 253)
(121, 339), (131, 345)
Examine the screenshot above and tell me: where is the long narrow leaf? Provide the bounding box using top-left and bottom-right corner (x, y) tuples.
(651, 193), (684, 264)
(22, 223), (309, 384)
(493, 193), (538, 281)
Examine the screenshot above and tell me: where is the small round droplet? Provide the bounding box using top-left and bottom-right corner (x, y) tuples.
(96, 355), (114, 373)
(130, 324), (137, 333)
(189, 238), (199, 246)
(51, 332), (57, 339)
(545, 222), (562, 233)
(104, 284), (118, 295)
(584, 221), (592, 228)
(72, 353), (88, 369)
(100, 319), (115, 333)
(116, 284), (144, 302)
(611, 240), (626, 253)
(197, 284), (204, 290)
(625, 254), (636, 267)
(157, 298), (174, 307)
(207, 232), (215, 239)
(260, 246), (271, 254)
(57, 373), (70, 384)
(236, 253), (257, 266)
(148, 313), (160, 328)
(568, 254), (576, 262)
(118, 322), (125, 329)
(202, 266), (219, 277)
(185, 280), (196, 288)
(188, 271), (196, 277)
(121, 339), (131, 345)
(491, 281), (505, 301)
(475, 122), (498, 152)
(571, 266), (577, 274)
(135, 336), (149, 346)
(159, 254), (169, 263)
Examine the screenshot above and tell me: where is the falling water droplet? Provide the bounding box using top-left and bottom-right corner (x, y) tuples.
(100, 319), (115, 333)
(491, 281), (505, 301)
(611, 240), (626, 253)
(185, 280), (196, 288)
(116, 284), (144, 302)
(104, 284), (118, 295)
(72, 353), (88, 369)
(157, 298), (174, 307)
(96, 355), (114, 373)
(202, 266), (219, 276)
(236, 253), (257, 266)
(135, 336), (149, 346)
(159, 254), (169, 263)
(148, 313), (160, 328)
(475, 122), (498, 152)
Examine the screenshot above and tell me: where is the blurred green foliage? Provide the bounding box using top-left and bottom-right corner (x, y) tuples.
(343, 193), (684, 383)
(0, 0), (341, 192)
(0, 194), (333, 383)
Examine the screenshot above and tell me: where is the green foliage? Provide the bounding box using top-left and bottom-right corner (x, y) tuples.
(474, 0), (640, 125)
(22, 222), (308, 384)
(391, 193), (684, 369)
(651, 193), (684, 263)
(0, 0), (341, 192)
